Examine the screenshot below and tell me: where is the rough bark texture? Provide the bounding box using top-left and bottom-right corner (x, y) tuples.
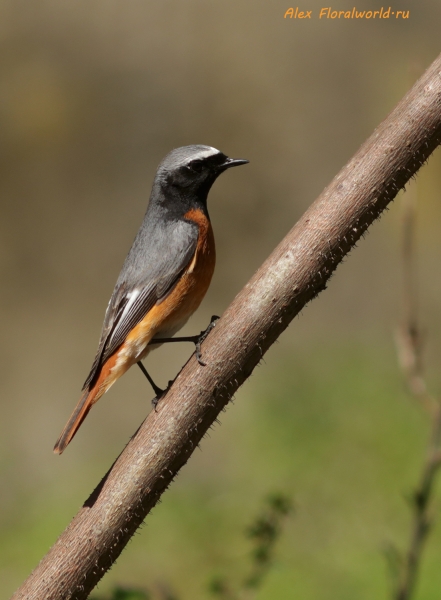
(12, 54), (441, 599)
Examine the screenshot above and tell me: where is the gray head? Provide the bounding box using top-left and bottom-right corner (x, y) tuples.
(154, 145), (248, 199)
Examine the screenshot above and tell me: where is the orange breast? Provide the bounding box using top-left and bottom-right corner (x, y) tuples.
(90, 209), (215, 397)
(122, 208), (216, 359)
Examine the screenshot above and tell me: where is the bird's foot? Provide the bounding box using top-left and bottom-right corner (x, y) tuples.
(194, 315), (220, 366)
(152, 379), (173, 411)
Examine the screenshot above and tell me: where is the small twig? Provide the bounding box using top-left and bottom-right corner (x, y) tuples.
(394, 407), (441, 600)
(392, 181), (441, 600)
(395, 183), (437, 416)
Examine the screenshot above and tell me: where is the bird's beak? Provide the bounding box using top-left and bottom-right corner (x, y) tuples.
(219, 157), (249, 171)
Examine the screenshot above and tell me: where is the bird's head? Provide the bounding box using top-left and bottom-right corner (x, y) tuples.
(156, 145), (248, 199)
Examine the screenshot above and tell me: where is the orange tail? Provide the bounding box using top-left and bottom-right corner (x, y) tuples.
(53, 387), (99, 454)
(54, 351), (125, 454)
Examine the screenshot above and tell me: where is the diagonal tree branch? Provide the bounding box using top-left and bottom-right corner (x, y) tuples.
(12, 53), (441, 600)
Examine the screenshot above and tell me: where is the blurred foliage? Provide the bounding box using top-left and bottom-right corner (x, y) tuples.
(243, 494), (293, 589)
(209, 493), (293, 598)
(90, 587), (150, 600)
(91, 494), (292, 600)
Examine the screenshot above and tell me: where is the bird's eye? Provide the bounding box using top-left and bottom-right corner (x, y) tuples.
(188, 160), (204, 173)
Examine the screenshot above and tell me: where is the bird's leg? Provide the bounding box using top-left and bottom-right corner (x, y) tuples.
(148, 315), (220, 366)
(193, 315), (220, 365)
(137, 361), (165, 408)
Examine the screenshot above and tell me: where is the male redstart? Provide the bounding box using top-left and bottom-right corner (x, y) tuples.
(54, 145), (248, 454)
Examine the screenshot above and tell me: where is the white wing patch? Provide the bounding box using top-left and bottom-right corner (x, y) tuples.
(119, 289), (141, 324)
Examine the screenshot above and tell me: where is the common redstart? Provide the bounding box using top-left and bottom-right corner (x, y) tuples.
(54, 145), (248, 454)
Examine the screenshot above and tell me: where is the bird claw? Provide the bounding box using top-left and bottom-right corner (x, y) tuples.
(195, 315), (219, 366)
(151, 379), (174, 411)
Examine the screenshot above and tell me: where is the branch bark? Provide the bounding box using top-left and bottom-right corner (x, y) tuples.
(12, 54), (441, 600)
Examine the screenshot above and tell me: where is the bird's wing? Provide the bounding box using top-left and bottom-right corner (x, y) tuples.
(82, 218), (198, 390)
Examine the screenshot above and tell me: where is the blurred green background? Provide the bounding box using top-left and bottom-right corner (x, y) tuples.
(1, 0), (441, 598)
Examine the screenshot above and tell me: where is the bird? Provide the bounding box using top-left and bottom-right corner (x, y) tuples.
(53, 145), (248, 454)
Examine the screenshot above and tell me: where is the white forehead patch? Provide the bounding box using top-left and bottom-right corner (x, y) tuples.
(184, 146), (220, 165)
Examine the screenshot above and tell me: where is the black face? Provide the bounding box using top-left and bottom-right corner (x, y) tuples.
(167, 152), (248, 194)
(152, 146), (248, 216)
(156, 145), (247, 194)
